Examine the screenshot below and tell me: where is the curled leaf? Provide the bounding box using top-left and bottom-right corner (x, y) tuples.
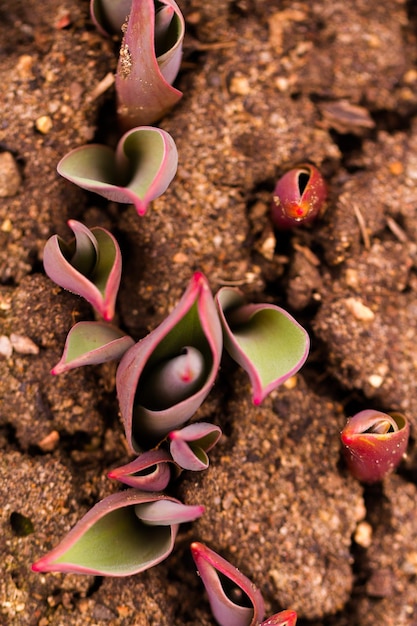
(341, 409), (410, 483)
(43, 220), (121, 321)
(191, 542), (265, 626)
(216, 288), (309, 405)
(271, 163), (327, 229)
(116, 272), (223, 452)
(52, 321), (134, 375)
(57, 127), (178, 217)
(32, 490), (204, 576)
(108, 448), (174, 491)
(169, 422), (222, 471)
(116, 0), (185, 128)
(139, 346), (206, 409)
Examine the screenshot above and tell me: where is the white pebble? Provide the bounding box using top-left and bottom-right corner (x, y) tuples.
(0, 335), (12, 358)
(10, 333), (39, 355)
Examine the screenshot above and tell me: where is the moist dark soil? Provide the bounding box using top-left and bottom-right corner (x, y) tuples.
(1, 1), (417, 625)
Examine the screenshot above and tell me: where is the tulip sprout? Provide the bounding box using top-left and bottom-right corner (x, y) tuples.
(271, 163), (327, 229)
(341, 409), (410, 483)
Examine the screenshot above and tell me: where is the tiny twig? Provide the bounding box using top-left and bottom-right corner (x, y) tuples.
(386, 216), (409, 243)
(88, 72), (115, 102)
(353, 204), (371, 250)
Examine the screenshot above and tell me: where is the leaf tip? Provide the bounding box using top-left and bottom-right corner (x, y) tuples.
(252, 393), (263, 406)
(31, 557), (48, 572)
(192, 271), (207, 287)
(102, 309), (114, 322)
(135, 201), (148, 217)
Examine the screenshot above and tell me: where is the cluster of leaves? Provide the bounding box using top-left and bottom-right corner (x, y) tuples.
(31, 0), (411, 624)
(34, 221), (309, 576)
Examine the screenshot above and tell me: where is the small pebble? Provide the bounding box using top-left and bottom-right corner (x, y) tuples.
(172, 252), (189, 264)
(16, 54), (34, 79)
(345, 297), (375, 321)
(37, 430), (60, 452)
(229, 75), (251, 95)
(283, 375), (297, 390)
(368, 374), (384, 388)
(35, 115), (53, 134)
(354, 521), (373, 548)
(10, 333), (39, 355)
(0, 152), (22, 197)
(1, 218), (13, 232)
(0, 336), (13, 359)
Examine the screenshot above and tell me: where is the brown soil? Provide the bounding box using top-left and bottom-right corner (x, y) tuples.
(1, 1), (417, 625)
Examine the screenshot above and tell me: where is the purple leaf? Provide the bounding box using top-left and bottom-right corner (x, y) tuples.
(52, 321), (134, 375)
(116, 272), (223, 452)
(116, 0), (185, 128)
(31, 490), (194, 576)
(216, 288), (310, 405)
(191, 542), (265, 626)
(260, 610), (298, 626)
(108, 448), (175, 491)
(57, 127), (178, 216)
(169, 422), (222, 471)
(341, 410), (410, 483)
(43, 220), (122, 321)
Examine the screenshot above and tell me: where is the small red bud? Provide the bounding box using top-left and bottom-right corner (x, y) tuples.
(341, 410), (410, 483)
(271, 163), (327, 229)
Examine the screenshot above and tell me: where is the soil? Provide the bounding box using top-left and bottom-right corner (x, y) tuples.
(1, 0), (417, 625)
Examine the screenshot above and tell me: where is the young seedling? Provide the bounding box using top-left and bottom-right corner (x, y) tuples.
(271, 164), (327, 229)
(108, 448), (175, 491)
(43, 220), (122, 321)
(57, 127), (178, 216)
(32, 490), (203, 576)
(169, 422), (222, 471)
(341, 409), (410, 483)
(115, 0), (185, 128)
(216, 287), (310, 405)
(116, 272), (223, 452)
(191, 542), (265, 626)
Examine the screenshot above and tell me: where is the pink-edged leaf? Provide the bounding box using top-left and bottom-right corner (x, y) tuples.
(57, 127), (178, 217)
(341, 410), (410, 483)
(52, 321), (134, 375)
(191, 542), (265, 626)
(116, 0), (185, 128)
(134, 500), (204, 525)
(169, 422), (222, 471)
(116, 272), (223, 453)
(43, 220), (121, 321)
(31, 490), (182, 577)
(108, 448), (174, 490)
(260, 610), (298, 626)
(216, 288), (309, 405)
